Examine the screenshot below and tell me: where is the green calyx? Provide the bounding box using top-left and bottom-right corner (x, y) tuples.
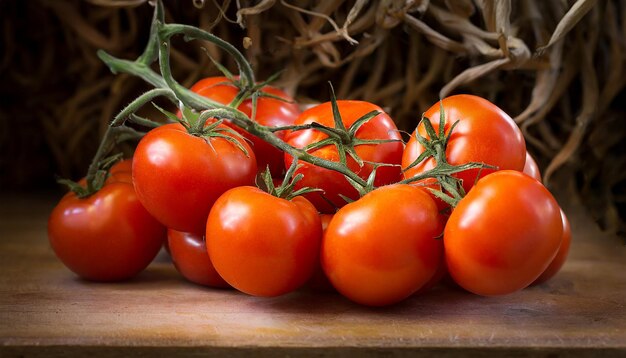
(399, 101), (496, 207)
(304, 83), (401, 168)
(58, 152), (126, 199)
(153, 102), (251, 157)
(259, 160), (322, 201)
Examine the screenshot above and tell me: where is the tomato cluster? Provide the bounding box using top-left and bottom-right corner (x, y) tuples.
(48, 79), (570, 306)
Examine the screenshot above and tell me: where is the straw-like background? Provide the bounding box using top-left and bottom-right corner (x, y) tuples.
(1, 0), (624, 236)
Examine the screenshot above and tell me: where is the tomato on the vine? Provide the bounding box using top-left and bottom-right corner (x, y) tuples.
(132, 122), (257, 234)
(402, 95), (526, 194)
(322, 184), (443, 306)
(48, 170), (166, 282)
(284, 100), (404, 213)
(190, 76), (300, 177)
(206, 186), (322, 297)
(167, 229), (229, 288)
(444, 170), (563, 296)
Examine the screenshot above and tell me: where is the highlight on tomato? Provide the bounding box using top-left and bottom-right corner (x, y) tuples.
(167, 229), (230, 288)
(522, 151), (542, 181)
(132, 121), (257, 235)
(321, 184), (443, 306)
(444, 170), (563, 296)
(48, 161), (166, 282)
(402, 94), (526, 195)
(284, 99), (404, 213)
(190, 76), (300, 177)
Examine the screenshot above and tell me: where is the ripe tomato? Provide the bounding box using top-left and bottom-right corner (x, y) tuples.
(522, 151), (542, 181)
(110, 159), (133, 174)
(206, 187), (322, 297)
(48, 181), (166, 282)
(284, 100), (404, 213)
(533, 209), (572, 284)
(190, 76), (300, 177)
(444, 170), (563, 296)
(402, 95), (526, 194)
(107, 159), (133, 183)
(322, 184), (443, 306)
(167, 229), (229, 288)
(132, 122), (257, 234)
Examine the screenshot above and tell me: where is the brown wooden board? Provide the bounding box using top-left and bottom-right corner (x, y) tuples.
(0, 192), (624, 357)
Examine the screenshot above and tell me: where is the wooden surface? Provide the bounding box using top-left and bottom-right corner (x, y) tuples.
(0, 191), (625, 357)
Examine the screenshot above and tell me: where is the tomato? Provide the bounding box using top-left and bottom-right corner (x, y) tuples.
(167, 229), (229, 288)
(284, 100), (404, 213)
(533, 209), (572, 284)
(110, 159), (133, 175)
(522, 151), (542, 181)
(444, 170), (563, 296)
(190, 76), (300, 177)
(132, 122), (257, 234)
(322, 184), (443, 306)
(48, 181), (166, 282)
(402, 95), (526, 194)
(206, 186), (322, 297)
(306, 213), (335, 292)
(107, 159), (133, 183)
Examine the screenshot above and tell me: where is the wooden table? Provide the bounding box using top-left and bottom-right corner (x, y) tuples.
(1, 191), (624, 357)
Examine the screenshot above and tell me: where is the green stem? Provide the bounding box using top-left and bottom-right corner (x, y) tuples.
(84, 127), (116, 193)
(111, 88), (177, 126)
(98, 50), (168, 89)
(98, 8), (367, 188)
(399, 162), (495, 185)
(158, 23), (256, 88)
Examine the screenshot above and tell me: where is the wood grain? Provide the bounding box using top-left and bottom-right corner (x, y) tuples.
(0, 192), (624, 357)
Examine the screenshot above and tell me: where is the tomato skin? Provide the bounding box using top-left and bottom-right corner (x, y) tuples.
(206, 187), (322, 297)
(110, 159), (133, 175)
(167, 229), (229, 288)
(48, 182), (166, 282)
(522, 152), (542, 181)
(322, 184), (443, 306)
(284, 100), (404, 213)
(533, 209), (572, 284)
(132, 122), (257, 234)
(190, 77), (300, 177)
(444, 170), (563, 296)
(402, 95), (526, 194)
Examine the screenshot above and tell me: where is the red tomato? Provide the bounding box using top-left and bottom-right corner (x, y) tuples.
(110, 159), (133, 175)
(107, 159), (133, 183)
(190, 76), (300, 177)
(48, 182), (166, 282)
(284, 100), (404, 213)
(132, 122), (257, 234)
(306, 213), (335, 292)
(533, 209), (572, 284)
(322, 184), (443, 306)
(522, 151), (542, 181)
(402, 95), (526, 194)
(167, 229), (229, 288)
(206, 187), (322, 297)
(444, 170), (563, 296)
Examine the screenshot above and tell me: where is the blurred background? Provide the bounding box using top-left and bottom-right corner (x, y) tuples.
(0, 0), (624, 236)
